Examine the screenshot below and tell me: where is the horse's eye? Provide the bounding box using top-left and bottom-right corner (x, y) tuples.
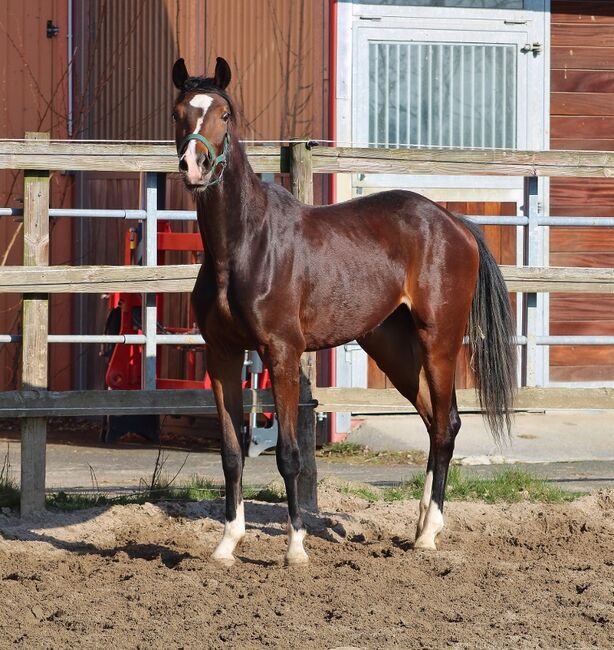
(221, 111), (230, 122)
(171, 111), (179, 123)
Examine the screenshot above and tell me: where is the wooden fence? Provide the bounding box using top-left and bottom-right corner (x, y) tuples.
(2, 135), (614, 514)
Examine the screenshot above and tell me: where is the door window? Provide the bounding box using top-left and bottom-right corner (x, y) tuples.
(368, 41), (517, 149)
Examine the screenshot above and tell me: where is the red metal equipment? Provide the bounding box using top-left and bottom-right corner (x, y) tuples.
(103, 221), (274, 442)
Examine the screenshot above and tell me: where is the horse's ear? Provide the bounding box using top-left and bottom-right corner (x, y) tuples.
(172, 58), (189, 90)
(213, 57), (231, 90)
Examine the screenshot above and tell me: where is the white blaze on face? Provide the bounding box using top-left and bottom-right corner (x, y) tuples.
(182, 94), (214, 183)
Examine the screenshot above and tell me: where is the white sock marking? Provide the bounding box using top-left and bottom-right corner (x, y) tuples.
(212, 500), (245, 562)
(415, 501), (444, 550)
(417, 469), (434, 533)
(285, 517), (308, 565)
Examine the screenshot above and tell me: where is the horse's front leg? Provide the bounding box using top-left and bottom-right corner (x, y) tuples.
(266, 344), (309, 566)
(207, 346), (246, 566)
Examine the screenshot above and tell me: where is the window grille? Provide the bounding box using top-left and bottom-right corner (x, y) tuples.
(368, 41), (517, 149)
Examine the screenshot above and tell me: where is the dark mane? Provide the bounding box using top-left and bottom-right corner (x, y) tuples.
(178, 77), (236, 117)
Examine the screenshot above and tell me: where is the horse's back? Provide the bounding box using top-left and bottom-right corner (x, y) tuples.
(288, 189), (479, 350)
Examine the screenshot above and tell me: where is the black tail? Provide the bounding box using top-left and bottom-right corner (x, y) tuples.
(460, 217), (516, 443)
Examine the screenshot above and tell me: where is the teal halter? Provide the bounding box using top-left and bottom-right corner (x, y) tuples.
(178, 131), (230, 187)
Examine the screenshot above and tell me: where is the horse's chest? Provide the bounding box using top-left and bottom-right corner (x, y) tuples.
(192, 278), (254, 349)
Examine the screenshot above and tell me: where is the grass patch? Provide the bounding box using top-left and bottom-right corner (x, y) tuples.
(336, 468), (582, 505)
(0, 448), (20, 510)
(339, 482), (382, 503)
(245, 482), (286, 503)
(4, 462), (583, 514)
(318, 441), (426, 465)
(44, 476), (288, 512)
(0, 479), (20, 510)
(379, 467), (582, 504)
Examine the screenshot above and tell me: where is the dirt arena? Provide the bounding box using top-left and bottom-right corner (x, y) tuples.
(0, 482), (612, 649)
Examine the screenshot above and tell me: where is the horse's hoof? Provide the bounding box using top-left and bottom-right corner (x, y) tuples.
(211, 553), (236, 567)
(413, 535), (438, 551)
(284, 552), (309, 567)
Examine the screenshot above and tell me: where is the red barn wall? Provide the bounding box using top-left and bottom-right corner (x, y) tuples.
(72, 0), (329, 389)
(550, 0), (614, 382)
(0, 0), (73, 390)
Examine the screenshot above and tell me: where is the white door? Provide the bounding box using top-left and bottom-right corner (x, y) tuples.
(336, 0), (549, 201)
(333, 1), (550, 432)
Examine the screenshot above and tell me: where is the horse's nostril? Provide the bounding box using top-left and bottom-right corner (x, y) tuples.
(179, 158), (188, 171)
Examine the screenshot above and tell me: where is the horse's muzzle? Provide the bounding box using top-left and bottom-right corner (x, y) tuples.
(179, 150), (210, 187)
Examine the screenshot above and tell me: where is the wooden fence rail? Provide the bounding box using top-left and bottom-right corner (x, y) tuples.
(1, 264), (614, 294)
(2, 137), (614, 515)
(4, 139), (614, 177)
(0, 387), (612, 418)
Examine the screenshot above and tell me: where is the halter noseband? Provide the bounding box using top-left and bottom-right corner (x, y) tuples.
(178, 131), (230, 187)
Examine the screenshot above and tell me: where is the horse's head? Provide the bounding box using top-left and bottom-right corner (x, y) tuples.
(172, 57), (233, 190)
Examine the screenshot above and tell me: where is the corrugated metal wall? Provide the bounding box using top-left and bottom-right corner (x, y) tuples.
(0, 0), (73, 390)
(79, 0), (328, 142)
(72, 0), (329, 389)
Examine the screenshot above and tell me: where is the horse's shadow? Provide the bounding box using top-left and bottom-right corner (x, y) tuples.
(0, 499), (341, 565)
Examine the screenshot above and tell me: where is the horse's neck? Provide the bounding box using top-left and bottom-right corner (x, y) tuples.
(195, 140), (264, 277)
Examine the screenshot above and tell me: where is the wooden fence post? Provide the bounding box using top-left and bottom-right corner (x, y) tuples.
(289, 140), (318, 512)
(21, 132), (50, 515)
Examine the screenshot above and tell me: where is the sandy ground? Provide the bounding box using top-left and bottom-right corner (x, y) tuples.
(0, 481), (612, 649)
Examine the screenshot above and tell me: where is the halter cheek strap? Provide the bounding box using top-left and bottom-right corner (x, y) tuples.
(177, 132), (230, 187)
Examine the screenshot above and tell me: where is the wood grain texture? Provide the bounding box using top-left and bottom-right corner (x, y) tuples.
(550, 205), (614, 217)
(552, 2), (614, 24)
(551, 93), (614, 117)
(551, 70), (614, 93)
(311, 147), (614, 178)
(1, 265), (612, 294)
(551, 345), (614, 365)
(550, 252), (614, 267)
(551, 139), (614, 152)
(552, 117), (614, 140)
(0, 264), (199, 293)
(4, 141), (614, 177)
(0, 142), (284, 173)
(551, 319), (614, 335)
(312, 387), (614, 412)
(1, 387), (613, 416)
(290, 141), (318, 511)
(550, 365), (614, 382)
(551, 179), (614, 204)
(550, 228), (614, 251)
(502, 266), (614, 294)
(551, 23), (614, 47)
(552, 47), (614, 71)
(550, 294), (614, 320)
(21, 132), (49, 516)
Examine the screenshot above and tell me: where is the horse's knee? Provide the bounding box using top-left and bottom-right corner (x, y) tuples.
(221, 447), (243, 482)
(276, 439), (301, 479)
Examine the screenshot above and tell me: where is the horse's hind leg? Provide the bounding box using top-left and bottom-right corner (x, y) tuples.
(415, 392), (461, 543)
(358, 308), (436, 534)
(206, 346), (247, 566)
(358, 305), (463, 549)
(412, 304), (468, 549)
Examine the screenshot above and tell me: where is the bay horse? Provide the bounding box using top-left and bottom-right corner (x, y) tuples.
(172, 57), (515, 566)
